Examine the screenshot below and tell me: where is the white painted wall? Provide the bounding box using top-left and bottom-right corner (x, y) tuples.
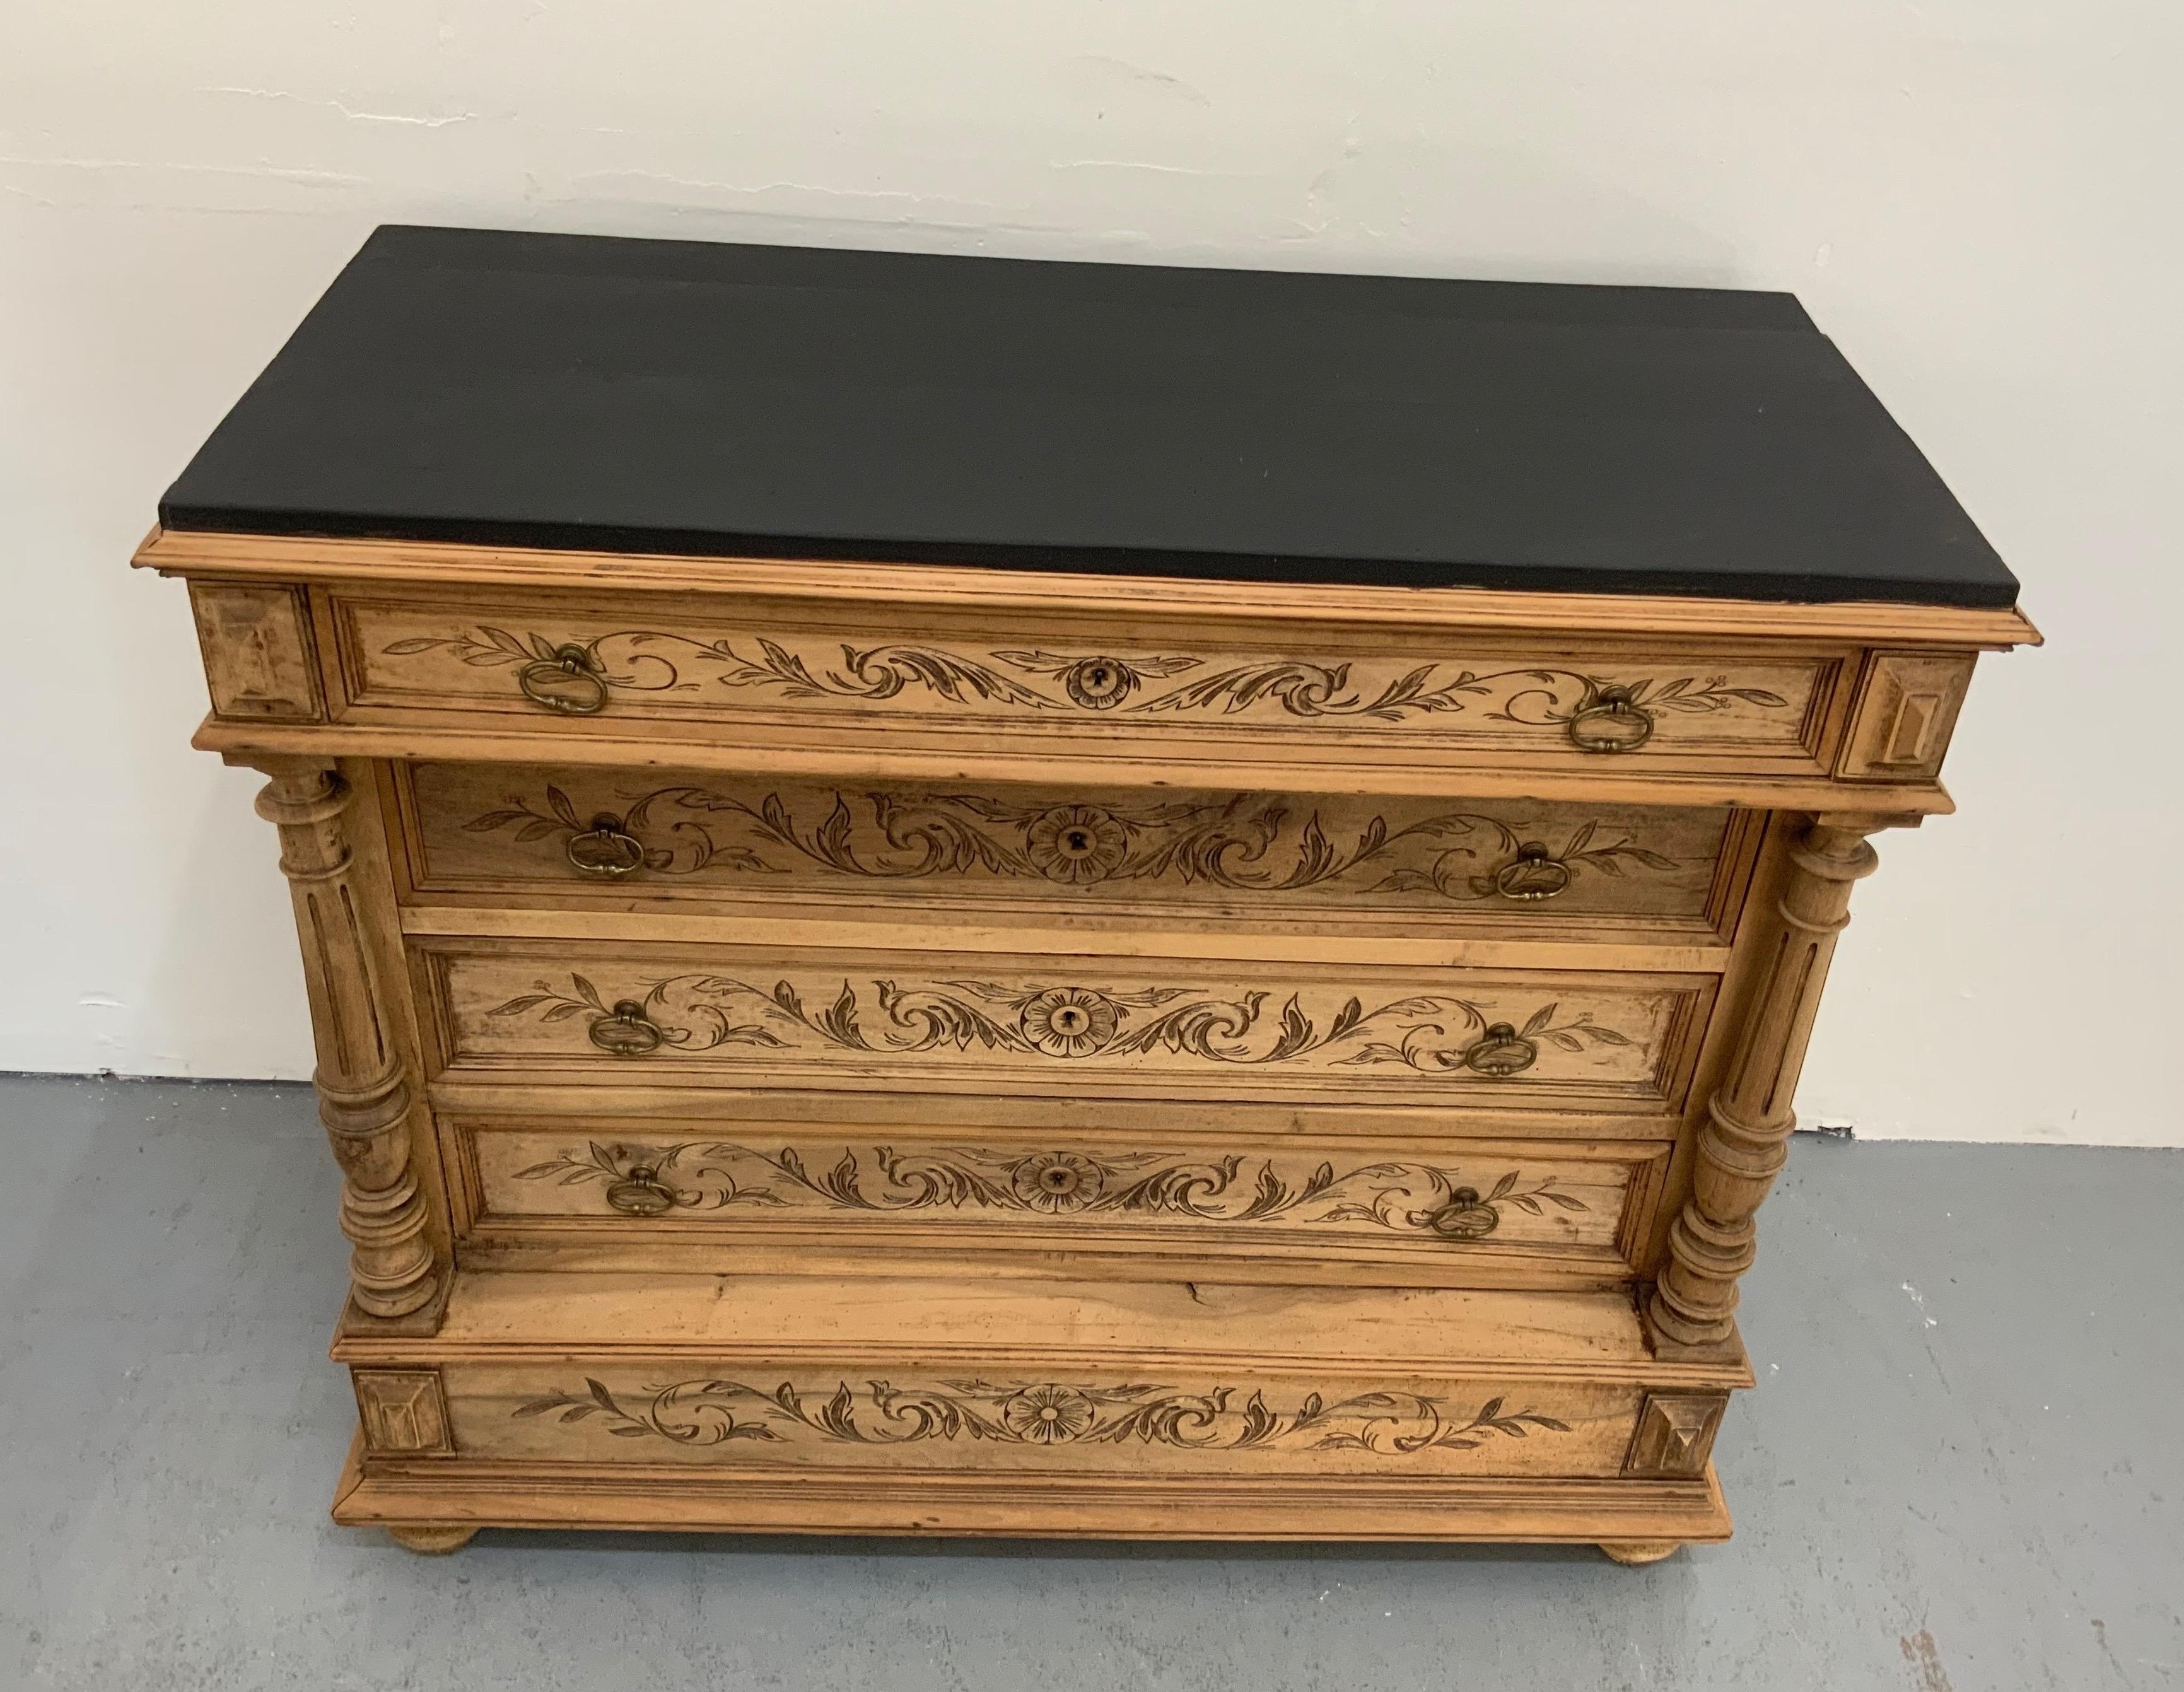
(3, 3), (2178, 1142)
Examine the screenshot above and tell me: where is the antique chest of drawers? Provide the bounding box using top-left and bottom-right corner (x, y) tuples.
(142, 226), (2034, 1559)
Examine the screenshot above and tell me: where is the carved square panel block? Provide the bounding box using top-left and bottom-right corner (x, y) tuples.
(189, 582), (325, 721)
(353, 1368), (455, 1454)
(1621, 1390), (1728, 1478)
(1837, 652), (1974, 781)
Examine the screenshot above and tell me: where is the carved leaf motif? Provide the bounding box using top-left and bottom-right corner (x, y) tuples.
(515, 1375), (1574, 1455)
(390, 627), (1789, 738)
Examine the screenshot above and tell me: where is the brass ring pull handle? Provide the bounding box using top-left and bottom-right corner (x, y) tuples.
(516, 644), (609, 715)
(588, 1000), (664, 1057)
(604, 1163), (678, 1215)
(566, 814), (645, 879)
(1492, 841), (1572, 902)
(1423, 1187), (1502, 1241)
(1566, 685), (1654, 753)
(1461, 1022), (1539, 1076)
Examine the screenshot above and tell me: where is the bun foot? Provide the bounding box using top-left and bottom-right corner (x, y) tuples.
(1599, 1539), (1681, 1566)
(388, 1524), (479, 1554)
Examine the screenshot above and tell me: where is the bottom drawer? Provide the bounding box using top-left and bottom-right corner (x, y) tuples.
(336, 1274), (1747, 1539)
(440, 1113), (1674, 1287)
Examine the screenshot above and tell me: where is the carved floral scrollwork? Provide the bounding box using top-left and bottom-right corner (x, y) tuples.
(488, 973), (1636, 1076)
(514, 1139), (1590, 1239)
(385, 624), (1787, 730)
(462, 783), (1683, 904)
(513, 1375), (1572, 1453)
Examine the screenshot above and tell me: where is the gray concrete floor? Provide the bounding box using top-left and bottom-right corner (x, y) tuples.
(0, 1075), (2176, 1691)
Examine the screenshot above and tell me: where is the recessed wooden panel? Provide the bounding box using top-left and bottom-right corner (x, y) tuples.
(412, 938), (1714, 1114)
(392, 761), (1758, 944)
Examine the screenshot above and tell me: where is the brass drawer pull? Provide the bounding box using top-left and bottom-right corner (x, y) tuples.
(1424, 1187), (1502, 1240)
(517, 644), (609, 715)
(1461, 1022), (1538, 1076)
(1566, 686), (1654, 753)
(1492, 842), (1571, 902)
(588, 1000), (665, 1056)
(604, 1164), (679, 1215)
(566, 814), (645, 879)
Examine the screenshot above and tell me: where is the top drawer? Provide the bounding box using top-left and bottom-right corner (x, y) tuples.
(324, 588), (1847, 781)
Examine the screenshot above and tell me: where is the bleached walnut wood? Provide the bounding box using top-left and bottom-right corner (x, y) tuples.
(1647, 818), (1889, 1353)
(146, 237), (2032, 1557)
(160, 533), (2023, 1553)
(242, 756), (445, 1324)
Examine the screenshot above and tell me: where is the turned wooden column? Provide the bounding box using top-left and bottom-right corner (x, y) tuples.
(1649, 815), (1891, 1353)
(245, 757), (444, 1322)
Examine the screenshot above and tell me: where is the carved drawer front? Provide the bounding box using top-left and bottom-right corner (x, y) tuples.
(438, 1359), (1651, 1481)
(395, 762), (1755, 942)
(414, 938), (1714, 1113)
(443, 1113), (1674, 1285)
(330, 590), (1843, 774)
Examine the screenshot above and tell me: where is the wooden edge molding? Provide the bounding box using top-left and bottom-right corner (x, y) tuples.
(330, 1461), (1736, 1543)
(330, 1336), (1755, 1392)
(188, 715), (1963, 816)
(134, 526), (2042, 651)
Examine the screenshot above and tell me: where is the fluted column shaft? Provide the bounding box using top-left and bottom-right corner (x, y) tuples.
(1649, 819), (1884, 1352)
(249, 758), (442, 1320)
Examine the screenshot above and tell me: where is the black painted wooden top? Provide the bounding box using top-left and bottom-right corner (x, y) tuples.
(158, 225), (2018, 607)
